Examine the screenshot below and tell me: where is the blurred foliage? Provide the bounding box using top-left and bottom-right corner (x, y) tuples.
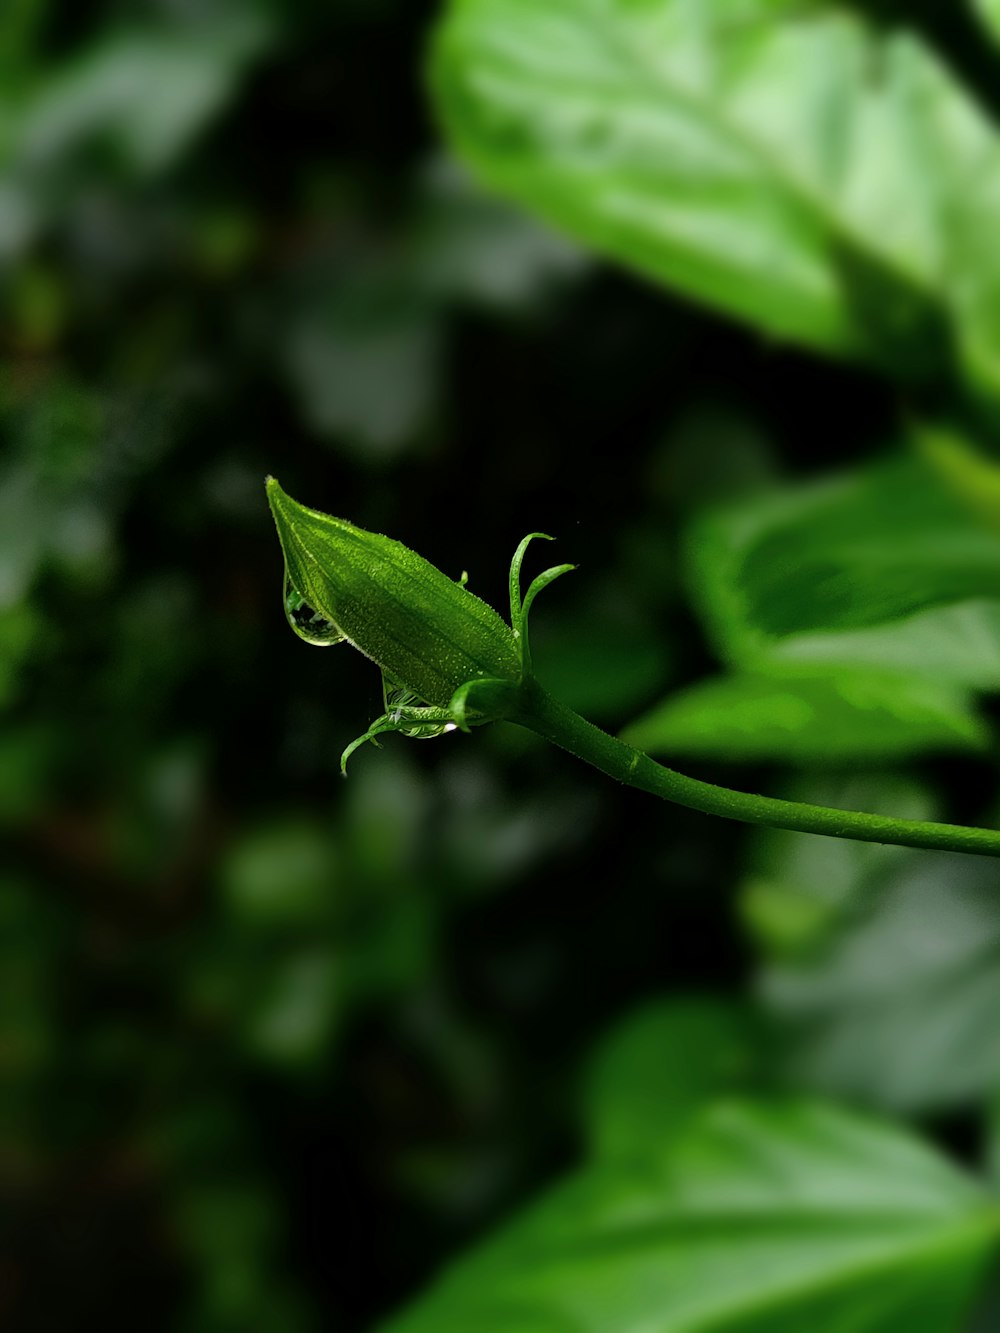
(382, 1008), (999, 1333)
(4, 1), (1000, 1331)
(431, 0), (1000, 401)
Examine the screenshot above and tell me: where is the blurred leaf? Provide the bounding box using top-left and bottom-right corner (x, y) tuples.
(755, 832), (1000, 1111)
(0, 0), (45, 77)
(0, 724), (55, 824)
(415, 157), (586, 310)
(740, 772), (935, 959)
(4, 259), (66, 350)
(0, 373), (114, 607)
(110, 740), (208, 876)
(282, 156), (586, 459)
(17, 14), (269, 176)
(437, 751), (592, 890)
(0, 602), (43, 709)
(988, 1093), (1000, 1193)
(583, 996), (749, 1161)
(917, 424), (1000, 531)
(0, 8), (270, 263)
(192, 205), (260, 278)
(621, 668), (987, 763)
(174, 1181), (281, 1309)
(0, 179), (35, 259)
(761, 599), (1000, 690)
(967, 1266), (1000, 1333)
(688, 451), (1000, 680)
(242, 947), (342, 1069)
(431, 0), (1000, 393)
(379, 1096), (997, 1333)
(973, 0), (1000, 46)
(344, 749), (432, 884)
(284, 257), (442, 458)
(221, 819), (338, 928)
(184, 934), (345, 1074)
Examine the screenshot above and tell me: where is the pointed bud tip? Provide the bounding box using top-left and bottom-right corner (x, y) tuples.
(265, 475), (297, 525)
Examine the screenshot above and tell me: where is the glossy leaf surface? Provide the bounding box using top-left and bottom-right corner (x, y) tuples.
(432, 0), (1000, 394)
(686, 452), (1000, 679)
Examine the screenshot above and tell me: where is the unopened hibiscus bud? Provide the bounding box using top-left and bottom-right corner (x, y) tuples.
(266, 478), (522, 708)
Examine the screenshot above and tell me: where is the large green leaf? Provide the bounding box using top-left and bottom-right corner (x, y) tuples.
(380, 1095), (997, 1333)
(621, 668), (987, 763)
(431, 0), (1000, 394)
(687, 450), (1000, 682)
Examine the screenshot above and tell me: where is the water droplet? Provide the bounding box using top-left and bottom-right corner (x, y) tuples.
(398, 717), (454, 740)
(384, 677), (452, 740)
(284, 578), (345, 647)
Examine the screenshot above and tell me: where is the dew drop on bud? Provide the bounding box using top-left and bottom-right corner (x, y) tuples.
(284, 577), (346, 646)
(384, 680), (454, 739)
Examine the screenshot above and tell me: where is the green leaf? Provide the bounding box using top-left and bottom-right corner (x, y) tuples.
(746, 805), (1000, 1109)
(973, 0), (1000, 47)
(379, 1096), (998, 1333)
(621, 668), (987, 763)
(917, 423), (1000, 531)
(761, 600), (1000, 690)
(431, 0), (1000, 393)
(687, 451), (1000, 681)
(583, 996), (751, 1161)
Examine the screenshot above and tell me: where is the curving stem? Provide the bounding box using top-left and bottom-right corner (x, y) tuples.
(511, 679), (1000, 858)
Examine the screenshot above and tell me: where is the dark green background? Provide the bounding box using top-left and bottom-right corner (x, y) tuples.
(4, 2), (1000, 1330)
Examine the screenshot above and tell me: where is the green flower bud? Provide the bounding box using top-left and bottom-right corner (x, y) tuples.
(266, 478), (522, 707)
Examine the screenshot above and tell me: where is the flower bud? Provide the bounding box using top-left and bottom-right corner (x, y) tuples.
(266, 478), (522, 707)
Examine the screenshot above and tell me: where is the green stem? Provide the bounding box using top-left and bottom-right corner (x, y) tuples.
(512, 681), (1000, 858)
